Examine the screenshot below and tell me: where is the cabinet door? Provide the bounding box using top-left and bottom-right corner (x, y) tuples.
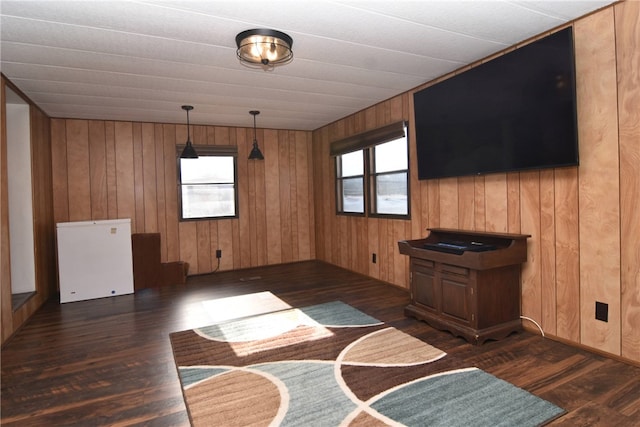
(411, 259), (437, 311)
(440, 264), (472, 325)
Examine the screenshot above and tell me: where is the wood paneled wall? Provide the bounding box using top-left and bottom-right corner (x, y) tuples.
(50, 119), (315, 276)
(1, 75), (56, 344)
(312, 2), (639, 364)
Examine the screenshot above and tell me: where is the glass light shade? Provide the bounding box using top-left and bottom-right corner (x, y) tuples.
(236, 29), (293, 67)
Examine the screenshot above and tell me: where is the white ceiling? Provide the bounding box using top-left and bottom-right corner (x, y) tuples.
(1, 0), (614, 131)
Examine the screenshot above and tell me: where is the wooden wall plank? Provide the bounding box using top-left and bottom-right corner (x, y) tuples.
(178, 221), (197, 275)
(295, 131), (311, 260)
(539, 169), (557, 333)
(264, 129), (281, 265)
(132, 123), (145, 231)
(196, 221), (211, 274)
(105, 122), (118, 219)
(305, 132), (316, 260)
(485, 174), (508, 233)
(0, 79), (10, 342)
(278, 130), (292, 263)
(231, 219), (241, 271)
(520, 171), (542, 326)
(154, 124), (167, 261)
(253, 130), (268, 267)
(393, 219), (407, 287)
(50, 119), (69, 224)
(163, 125), (179, 261)
(473, 176), (486, 231)
(506, 172), (521, 234)
(377, 218), (389, 282)
(575, 9), (621, 355)
(218, 219), (234, 272)
(555, 167), (580, 341)
(88, 121), (107, 220)
(615, 0), (640, 362)
(439, 178), (458, 228)
(319, 127), (333, 262)
(208, 220), (219, 271)
(141, 123), (158, 232)
(408, 95), (424, 240)
(236, 128), (251, 269)
(426, 179), (440, 229)
(66, 120), (91, 221)
(368, 217), (380, 279)
(289, 132), (299, 260)
(30, 108), (55, 305)
(114, 122), (136, 227)
(457, 176), (475, 230)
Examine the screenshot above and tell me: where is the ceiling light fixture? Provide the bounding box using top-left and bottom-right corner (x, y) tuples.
(236, 29), (293, 69)
(248, 110), (264, 160)
(180, 105), (198, 159)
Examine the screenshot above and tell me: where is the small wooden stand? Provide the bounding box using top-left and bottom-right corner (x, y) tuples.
(398, 228), (530, 345)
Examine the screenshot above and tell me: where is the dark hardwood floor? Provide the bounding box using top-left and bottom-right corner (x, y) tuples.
(2, 261), (639, 426)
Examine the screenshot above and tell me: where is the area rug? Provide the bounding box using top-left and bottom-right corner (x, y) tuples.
(170, 301), (564, 426)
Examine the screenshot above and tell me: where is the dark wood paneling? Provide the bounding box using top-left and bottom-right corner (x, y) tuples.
(311, 4), (639, 364)
(49, 119), (315, 277)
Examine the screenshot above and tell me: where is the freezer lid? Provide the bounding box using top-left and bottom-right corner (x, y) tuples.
(56, 218), (131, 228)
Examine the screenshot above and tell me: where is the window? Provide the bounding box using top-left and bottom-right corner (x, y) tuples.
(371, 137), (408, 215)
(332, 122), (409, 218)
(336, 150), (365, 214)
(177, 145), (238, 220)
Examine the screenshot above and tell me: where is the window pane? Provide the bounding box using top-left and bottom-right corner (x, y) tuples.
(339, 150), (364, 177)
(375, 137), (407, 173)
(341, 177), (364, 213)
(376, 172), (407, 215)
(180, 156), (234, 184)
(182, 184), (235, 219)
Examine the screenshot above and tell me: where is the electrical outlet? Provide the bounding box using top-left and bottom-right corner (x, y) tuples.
(595, 301), (608, 322)
(216, 249), (222, 259)
(372, 253), (377, 264)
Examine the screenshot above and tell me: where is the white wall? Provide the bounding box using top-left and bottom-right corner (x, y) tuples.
(6, 92), (35, 294)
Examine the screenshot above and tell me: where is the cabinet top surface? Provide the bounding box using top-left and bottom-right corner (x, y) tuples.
(398, 228), (529, 269)
(427, 228), (531, 240)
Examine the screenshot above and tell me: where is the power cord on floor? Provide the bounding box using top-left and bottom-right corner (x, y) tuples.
(520, 315), (545, 337)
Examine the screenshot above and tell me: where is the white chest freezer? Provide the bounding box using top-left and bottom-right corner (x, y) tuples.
(57, 219), (134, 303)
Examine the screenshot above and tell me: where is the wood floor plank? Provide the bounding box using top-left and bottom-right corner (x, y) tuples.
(1, 261), (639, 426)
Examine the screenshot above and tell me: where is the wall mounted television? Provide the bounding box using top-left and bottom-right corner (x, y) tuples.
(414, 27), (579, 180)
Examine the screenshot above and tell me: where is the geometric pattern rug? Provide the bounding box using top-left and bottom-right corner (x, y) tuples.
(170, 301), (565, 426)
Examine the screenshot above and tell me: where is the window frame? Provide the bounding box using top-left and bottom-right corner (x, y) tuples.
(335, 149), (366, 216)
(176, 144), (239, 221)
(332, 122), (410, 219)
(368, 137), (410, 219)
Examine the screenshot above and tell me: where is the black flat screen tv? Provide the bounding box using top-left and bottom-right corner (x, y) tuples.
(414, 27), (579, 180)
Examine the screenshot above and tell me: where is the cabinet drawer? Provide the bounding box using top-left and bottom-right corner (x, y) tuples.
(441, 263), (469, 277)
(413, 259), (435, 270)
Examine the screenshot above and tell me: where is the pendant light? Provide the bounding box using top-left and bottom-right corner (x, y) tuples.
(248, 110), (264, 160)
(180, 105), (198, 159)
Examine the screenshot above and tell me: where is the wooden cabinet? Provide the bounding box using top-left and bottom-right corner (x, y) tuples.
(399, 228), (530, 344)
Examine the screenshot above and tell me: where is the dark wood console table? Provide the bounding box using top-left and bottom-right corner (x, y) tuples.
(398, 228), (530, 345)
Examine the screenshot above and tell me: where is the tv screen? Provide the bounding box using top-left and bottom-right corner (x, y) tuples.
(414, 27), (579, 180)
